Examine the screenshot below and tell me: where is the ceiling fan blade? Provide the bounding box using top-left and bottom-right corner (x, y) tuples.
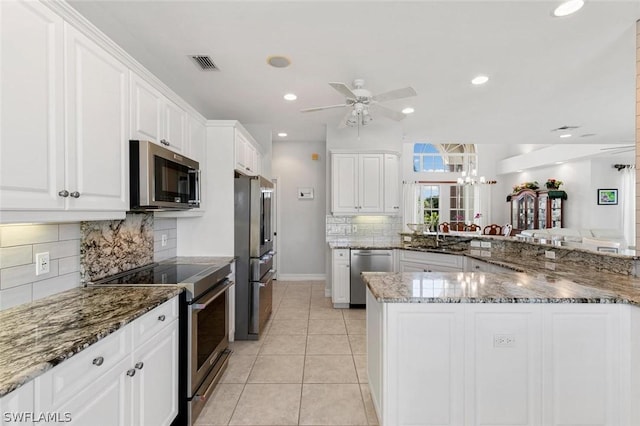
(338, 109), (354, 129)
(372, 86), (417, 102)
(329, 82), (357, 99)
(600, 145), (635, 151)
(300, 104), (347, 113)
(370, 103), (405, 121)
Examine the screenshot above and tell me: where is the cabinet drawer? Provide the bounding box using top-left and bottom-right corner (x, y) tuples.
(333, 249), (350, 261)
(133, 296), (178, 345)
(399, 250), (463, 268)
(35, 325), (132, 411)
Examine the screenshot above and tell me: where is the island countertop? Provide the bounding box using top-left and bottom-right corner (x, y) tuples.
(362, 270), (640, 305)
(0, 286), (183, 398)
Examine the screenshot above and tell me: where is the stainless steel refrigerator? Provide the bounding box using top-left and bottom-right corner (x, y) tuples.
(234, 174), (275, 340)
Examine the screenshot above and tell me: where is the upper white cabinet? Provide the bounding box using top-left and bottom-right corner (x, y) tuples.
(65, 24), (129, 211)
(384, 153), (401, 213)
(130, 73), (187, 154)
(0, 0), (65, 211)
(330, 151), (399, 215)
(234, 127), (261, 176)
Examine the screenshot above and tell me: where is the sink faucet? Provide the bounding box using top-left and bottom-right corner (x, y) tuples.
(434, 226), (445, 248)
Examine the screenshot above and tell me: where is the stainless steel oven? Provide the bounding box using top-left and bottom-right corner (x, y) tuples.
(188, 278), (233, 422)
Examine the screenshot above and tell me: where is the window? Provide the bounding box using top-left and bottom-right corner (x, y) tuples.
(421, 185), (439, 222)
(413, 143), (477, 174)
(449, 185), (469, 222)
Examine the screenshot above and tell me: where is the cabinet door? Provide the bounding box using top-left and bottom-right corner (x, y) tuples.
(244, 142), (256, 175)
(132, 321), (179, 426)
(0, 381), (34, 426)
(331, 154), (359, 213)
(234, 130), (247, 170)
(163, 99), (186, 153)
(359, 154), (384, 213)
(0, 0), (65, 211)
(399, 261), (428, 273)
(65, 24), (129, 211)
(130, 74), (162, 144)
(332, 259), (351, 305)
(56, 356), (132, 426)
(383, 153), (400, 214)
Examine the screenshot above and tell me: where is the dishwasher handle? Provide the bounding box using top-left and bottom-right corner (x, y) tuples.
(352, 252), (392, 256)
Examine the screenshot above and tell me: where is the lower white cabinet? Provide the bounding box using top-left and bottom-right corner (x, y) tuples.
(0, 296), (180, 426)
(331, 249), (350, 307)
(398, 250), (464, 273)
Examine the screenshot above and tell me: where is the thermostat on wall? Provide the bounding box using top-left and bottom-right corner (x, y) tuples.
(298, 187), (314, 199)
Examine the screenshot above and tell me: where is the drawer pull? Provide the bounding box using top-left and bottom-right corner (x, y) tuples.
(70, 191), (80, 198)
(126, 369), (136, 377)
(158, 314), (166, 322)
(92, 357), (104, 366)
(135, 362), (144, 370)
(58, 190), (69, 197)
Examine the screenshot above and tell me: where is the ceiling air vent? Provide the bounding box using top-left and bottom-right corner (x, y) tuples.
(551, 125), (579, 132)
(190, 55), (219, 71)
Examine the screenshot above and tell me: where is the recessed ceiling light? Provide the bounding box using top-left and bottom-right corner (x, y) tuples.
(267, 56), (291, 68)
(402, 107), (415, 114)
(516, 170), (523, 173)
(283, 93), (297, 101)
(277, 132), (288, 137)
(553, 0), (584, 17)
(555, 161), (565, 165)
(471, 75), (489, 85)
(560, 134), (572, 138)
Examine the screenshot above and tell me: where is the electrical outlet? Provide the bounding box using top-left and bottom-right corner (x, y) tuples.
(35, 252), (50, 276)
(480, 241), (492, 248)
(352, 225), (358, 233)
(161, 234), (168, 247)
(545, 250), (556, 259)
(494, 334), (516, 348)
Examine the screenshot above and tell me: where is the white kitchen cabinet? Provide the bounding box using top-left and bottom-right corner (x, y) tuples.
(130, 73), (187, 154)
(0, 381), (34, 426)
(330, 151), (398, 215)
(28, 296), (179, 426)
(383, 153), (401, 214)
(234, 128), (261, 176)
(0, 0), (65, 211)
(398, 250), (464, 272)
(65, 24), (129, 212)
(331, 249), (351, 307)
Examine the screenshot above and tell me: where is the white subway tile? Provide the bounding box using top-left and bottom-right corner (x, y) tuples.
(32, 272), (80, 300)
(0, 284), (32, 311)
(154, 218), (177, 231)
(33, 240), (80, 261)
(154, 229), (177, 242)
(0, 224), (58, 247)
(0, 246), (33, 269)
(0, 260), (59, 290)
(154, 238), (177, 252)
(154, 248), (177, 262)
(59, 256), (80, 275)
(59, 223), (81, 240)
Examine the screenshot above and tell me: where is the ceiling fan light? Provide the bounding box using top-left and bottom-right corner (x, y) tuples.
(553, 0), (584, 17)
(402, 107), (415, 114)
(283, 93), (297, 101)
(471, 75), (489, 85)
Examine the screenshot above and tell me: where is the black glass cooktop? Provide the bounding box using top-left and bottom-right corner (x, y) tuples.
(96, 263), (214, 285)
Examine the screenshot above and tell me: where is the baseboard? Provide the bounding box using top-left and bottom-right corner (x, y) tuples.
(325, 288), (331, 297)
(276, 274), (326, 281)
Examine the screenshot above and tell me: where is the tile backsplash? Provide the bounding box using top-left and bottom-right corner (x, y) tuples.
(81, 213), (154, 282)
(154, 218), (177, 262)
(326, 215), (403, 245)
(0, 223), (81, 311)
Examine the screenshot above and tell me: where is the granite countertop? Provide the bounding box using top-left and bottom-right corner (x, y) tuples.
(0, 286), (183, 398)
(363, 270), (640, 305)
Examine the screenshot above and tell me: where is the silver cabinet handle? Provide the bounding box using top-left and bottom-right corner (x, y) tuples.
(160, 139), (170, 146)
(58, 190), (69, 197)
(158, 314), (166, 321)
(92, 357), (104, 366)
(135, 362), (144, 370)
(70, 191), (80, 198)
(126, 369), (136, 377)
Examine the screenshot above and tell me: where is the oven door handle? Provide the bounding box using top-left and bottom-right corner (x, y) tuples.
(191, 279), (233, 310)
(256, 270), (275, 286)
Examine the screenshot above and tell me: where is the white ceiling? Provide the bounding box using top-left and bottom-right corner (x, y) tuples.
(68, 1), (640, 146)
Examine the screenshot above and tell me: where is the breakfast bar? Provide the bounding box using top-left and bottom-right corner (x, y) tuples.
(363, 269), (640, 426)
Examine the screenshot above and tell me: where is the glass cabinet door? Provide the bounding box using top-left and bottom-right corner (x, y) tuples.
(538, 194), (547, 229)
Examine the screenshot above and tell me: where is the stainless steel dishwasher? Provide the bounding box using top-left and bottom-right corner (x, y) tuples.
(350, 249), (394, 306)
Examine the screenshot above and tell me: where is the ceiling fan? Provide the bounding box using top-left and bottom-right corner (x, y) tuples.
(301, 79), (417, 129)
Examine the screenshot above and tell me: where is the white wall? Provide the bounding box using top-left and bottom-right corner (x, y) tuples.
(272, 139), (327, 278)
(500, 156), (629, 230)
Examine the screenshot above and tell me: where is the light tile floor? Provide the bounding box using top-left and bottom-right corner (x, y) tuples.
(195, 280), (378, 426)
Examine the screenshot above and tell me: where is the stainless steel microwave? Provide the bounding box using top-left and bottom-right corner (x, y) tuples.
(130, 140), (200, 210)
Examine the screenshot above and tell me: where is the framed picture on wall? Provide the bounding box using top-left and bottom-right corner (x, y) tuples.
(597, 188), (618, 205)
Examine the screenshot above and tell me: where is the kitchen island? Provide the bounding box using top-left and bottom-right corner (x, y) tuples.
(363, 270), (640, 426)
